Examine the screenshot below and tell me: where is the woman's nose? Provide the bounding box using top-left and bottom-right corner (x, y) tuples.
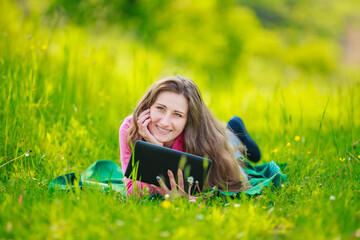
(160, 114), (171, 126)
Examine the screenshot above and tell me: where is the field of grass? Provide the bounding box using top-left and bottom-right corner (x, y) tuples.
(1, 1), (360, 239)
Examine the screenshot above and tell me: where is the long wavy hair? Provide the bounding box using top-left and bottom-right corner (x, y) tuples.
(128, 76), (249, 192)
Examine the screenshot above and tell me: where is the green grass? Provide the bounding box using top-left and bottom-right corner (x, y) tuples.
(1, 1), (360, 239)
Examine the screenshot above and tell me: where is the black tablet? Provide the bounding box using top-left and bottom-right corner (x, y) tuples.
(124, 140), (212, 193)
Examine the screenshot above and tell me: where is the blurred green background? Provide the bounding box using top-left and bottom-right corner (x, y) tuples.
(1, 0), (360, 180)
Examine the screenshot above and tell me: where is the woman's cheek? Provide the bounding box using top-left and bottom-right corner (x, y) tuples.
(180, 119), (187, 130)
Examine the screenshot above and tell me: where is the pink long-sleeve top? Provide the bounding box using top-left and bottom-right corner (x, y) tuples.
(119, 115), (185, 196)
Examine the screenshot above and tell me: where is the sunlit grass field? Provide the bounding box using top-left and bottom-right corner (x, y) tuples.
(1, 1), (360, 239)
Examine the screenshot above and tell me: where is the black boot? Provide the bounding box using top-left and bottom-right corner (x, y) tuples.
(227, 116), (261, 162)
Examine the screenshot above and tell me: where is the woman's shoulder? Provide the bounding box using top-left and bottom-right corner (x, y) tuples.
(120, 115), (133, 130)
(119, 115), (133, 150)
(119, 115), (133, 141)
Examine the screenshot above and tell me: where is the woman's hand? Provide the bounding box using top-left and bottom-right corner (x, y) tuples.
(152, 169), (197, 202)
(137, 109), (163, 146)
(154, 169), (185, 197)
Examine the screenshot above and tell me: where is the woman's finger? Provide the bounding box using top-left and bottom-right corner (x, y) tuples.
(167, 170), (177, 190)
(137, 114), (151, 138)
(138, 108), (150, 118)
(142, 118), (151, 127)
(137, 113), (150, 126)
(177, 169), (185, 195)
(156, 176), (169, 193)
(137, 109), (150, 124)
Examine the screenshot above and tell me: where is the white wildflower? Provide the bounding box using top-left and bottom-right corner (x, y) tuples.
(236, 232), (244, 238)
(116, 220), (124, 226)
(187, 176), (194, 184)
(160, 231), (170, 237)
(196, 214), (204, 220)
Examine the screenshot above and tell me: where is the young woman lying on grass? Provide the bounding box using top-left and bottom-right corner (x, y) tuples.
(119, 76), (261, 198)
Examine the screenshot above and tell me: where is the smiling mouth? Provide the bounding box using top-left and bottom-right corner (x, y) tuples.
(156, 125), (171, 134)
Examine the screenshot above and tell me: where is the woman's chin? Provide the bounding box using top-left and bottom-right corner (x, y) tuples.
(154, 136), (174, 147)
(155, 137), (168, 145)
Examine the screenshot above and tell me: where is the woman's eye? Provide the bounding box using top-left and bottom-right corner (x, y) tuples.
(174, 113), (182, 117)
(157, 106), (164, 111)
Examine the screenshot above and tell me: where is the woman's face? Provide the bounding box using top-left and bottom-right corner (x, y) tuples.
(148, 91), (188, 148)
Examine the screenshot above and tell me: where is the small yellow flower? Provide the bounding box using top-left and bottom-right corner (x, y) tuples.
(41, 45), (47, 50)
(286, 142), (291, 147)
(295, 136), (301, 142)
(339, 158), (345, 162)
(271, 148), (278, 154)
(160, 200), (171, 209)
(358, 155), (360, 159)
(262, 206), (266, 209)
(307, 151), (311, 154)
